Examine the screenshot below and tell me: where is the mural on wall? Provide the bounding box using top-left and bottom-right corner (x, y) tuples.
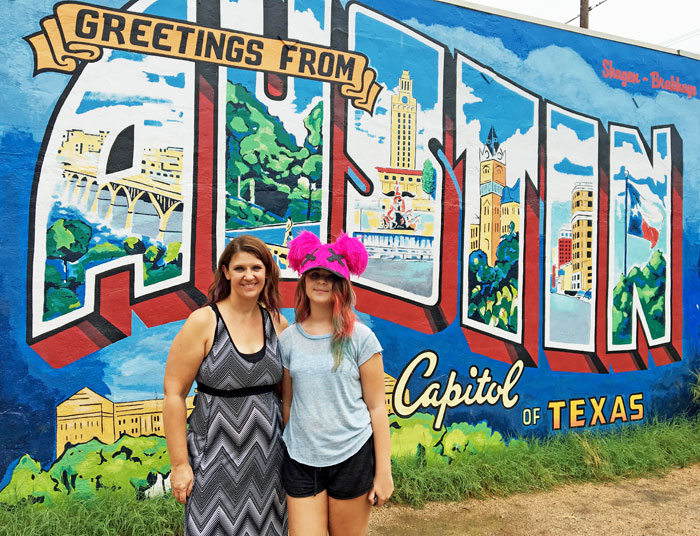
(1, 0), (698, 504)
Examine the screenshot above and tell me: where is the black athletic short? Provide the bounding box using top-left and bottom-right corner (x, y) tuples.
(282, 435), (375, 500)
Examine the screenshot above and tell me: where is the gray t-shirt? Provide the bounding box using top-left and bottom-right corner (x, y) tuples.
(280, 321), (383, 466)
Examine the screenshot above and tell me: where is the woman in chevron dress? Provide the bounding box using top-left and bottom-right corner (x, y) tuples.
(164, 235), (289, 535)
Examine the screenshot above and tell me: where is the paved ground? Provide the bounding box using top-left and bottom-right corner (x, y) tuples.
(367, 463), (700, 535)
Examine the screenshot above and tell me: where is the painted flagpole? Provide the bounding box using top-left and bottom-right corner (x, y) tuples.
(624, 169), (629, 277)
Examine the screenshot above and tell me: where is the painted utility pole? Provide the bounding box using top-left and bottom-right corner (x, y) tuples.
(580, 0), (589, 28)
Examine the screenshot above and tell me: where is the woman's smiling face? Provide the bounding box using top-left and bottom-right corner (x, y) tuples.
(223, 251), (266, 300)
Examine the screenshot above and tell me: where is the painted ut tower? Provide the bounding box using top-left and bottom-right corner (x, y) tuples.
(390, 70), (417, 169)
(479, 126), (506, 266)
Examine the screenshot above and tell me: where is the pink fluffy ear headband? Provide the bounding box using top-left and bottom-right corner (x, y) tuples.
(288, 231), (368, 280)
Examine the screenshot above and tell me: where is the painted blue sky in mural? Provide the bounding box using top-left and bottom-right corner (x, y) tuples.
(296, 0), (325, 28)
(460, 66), (535, 146)
(553, 158), (594, 176)
(353, 10), (439, 110)
(551, 110), (596, 141)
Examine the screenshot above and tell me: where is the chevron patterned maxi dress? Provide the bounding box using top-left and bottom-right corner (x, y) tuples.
(185, 305), (287, 535)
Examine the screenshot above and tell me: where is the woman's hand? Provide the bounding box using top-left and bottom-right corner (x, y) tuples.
(368, 470), (394, 507)
(170, 462), (194, 505)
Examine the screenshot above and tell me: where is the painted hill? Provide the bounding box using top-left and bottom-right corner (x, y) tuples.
(0, 435), (170, 505)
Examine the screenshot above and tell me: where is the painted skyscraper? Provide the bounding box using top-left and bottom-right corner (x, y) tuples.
(376, 70), (429, 209)
(571, 181), (593, 291)
(391, 70), (417, 169)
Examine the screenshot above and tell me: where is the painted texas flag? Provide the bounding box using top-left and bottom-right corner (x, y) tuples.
(627, 183), (660, 248)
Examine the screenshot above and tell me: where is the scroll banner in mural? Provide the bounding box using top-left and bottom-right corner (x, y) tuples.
(25, 2), (381, 113)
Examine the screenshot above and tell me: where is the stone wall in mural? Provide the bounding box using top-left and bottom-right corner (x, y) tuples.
(1, 0), (698, 504)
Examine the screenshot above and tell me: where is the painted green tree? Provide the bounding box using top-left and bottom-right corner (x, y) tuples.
(44, 219), (93, 319)
(43, 231), (183, 320)
(468, 224), (519, 333)
(225, 81), (323, 229)
(421, 158), (436, 197)
(46, 219), (92, 283)
(612, 250), (666, 345)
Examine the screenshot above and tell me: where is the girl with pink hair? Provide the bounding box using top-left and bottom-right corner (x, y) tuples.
(280, 231), (393, 536)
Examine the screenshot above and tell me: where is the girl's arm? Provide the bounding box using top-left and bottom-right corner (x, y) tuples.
(359, 352), (394, 507)
(281, 367), (293, 427)
(163, 307), (214, 505)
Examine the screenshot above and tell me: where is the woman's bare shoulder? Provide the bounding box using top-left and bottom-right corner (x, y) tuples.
(273, 312), (290, 335)
(183, 304), (216, 332)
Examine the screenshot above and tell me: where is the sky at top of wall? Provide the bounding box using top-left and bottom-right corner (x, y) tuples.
(0, 0), (700, 474)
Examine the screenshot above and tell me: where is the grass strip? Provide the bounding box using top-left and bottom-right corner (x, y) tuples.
(0, 492), (183, 536)
(1, 415), (699, 534)
(392, 415), (700, 506)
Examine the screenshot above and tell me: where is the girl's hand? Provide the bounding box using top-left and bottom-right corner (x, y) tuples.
(170, 462), (194, 504)
(368, 471), (394, 507)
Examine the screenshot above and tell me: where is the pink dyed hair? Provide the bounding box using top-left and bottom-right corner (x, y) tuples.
(294, 271), (356, 371)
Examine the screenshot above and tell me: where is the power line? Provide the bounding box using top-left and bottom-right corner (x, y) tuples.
(660, 27), (700, 47)
(565, 0), (611, 24)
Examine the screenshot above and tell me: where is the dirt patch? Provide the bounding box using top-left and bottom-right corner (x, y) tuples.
(368, 463), (700, 535)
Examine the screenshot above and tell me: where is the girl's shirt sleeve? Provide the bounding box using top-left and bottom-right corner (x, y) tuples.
(279, 328), (291, 369)
(354, 323), (383, 367)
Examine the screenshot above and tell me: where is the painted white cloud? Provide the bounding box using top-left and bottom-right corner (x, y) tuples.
(547, 122), (598, 203)
(221, 0), (263, 33)
(100, 319), (183, 401)
(610, 139), (668, 225)
(289, 7), (328, 45)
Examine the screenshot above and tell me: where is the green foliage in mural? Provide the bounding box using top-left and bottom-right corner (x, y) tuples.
(0, 436), (170, 505)
(43, 233), (183, 320)
(225, 82), (323, 229)
(123, 236), (146, 255)
(389, 412), (522, 465)
(612, 250), (666, 345)
(46, 219), (92, 283)
(44, 286), (81, 318)
(0, 413), (520, 505)
(288, 177), (323, 222)
(390, 412), (445, 463)
(421, 158), (436, 198)
(44, 219), (93, 320)
(467, 226), (519, 332)
(439, 421), (524, 460)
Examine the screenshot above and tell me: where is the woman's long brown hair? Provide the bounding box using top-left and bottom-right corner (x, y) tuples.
(294, 272), (356, 371)
(207, 235), (281, 319)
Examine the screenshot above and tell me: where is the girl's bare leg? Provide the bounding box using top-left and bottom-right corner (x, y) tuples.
(328, 494), (372, 536)
(287, 491), (328, 536)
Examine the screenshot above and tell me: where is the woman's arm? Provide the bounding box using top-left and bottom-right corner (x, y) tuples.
(163, 307), (214, 504)
(281, 367), (293, 427)
(272, 314), (289, 400)
(359, 352), (394, 507)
